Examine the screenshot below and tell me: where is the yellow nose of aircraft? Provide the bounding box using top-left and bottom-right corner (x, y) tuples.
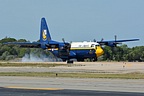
(95, 46), (104, 57)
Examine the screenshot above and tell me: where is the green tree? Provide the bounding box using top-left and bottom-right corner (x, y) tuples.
(102, 46), (113, 61)
(17, 39), (27, 42)
(0, 37), (16, 43)
(0, 51), (10, 60)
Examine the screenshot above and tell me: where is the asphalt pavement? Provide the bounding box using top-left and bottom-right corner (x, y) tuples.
(1, 87), (144, 96)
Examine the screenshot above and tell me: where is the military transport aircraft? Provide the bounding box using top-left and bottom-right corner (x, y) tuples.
(4, 18), (139, 63)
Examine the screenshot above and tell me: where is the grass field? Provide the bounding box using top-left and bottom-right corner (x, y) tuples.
(0, 72), (144, 79)
(0, 62), (144, 79)
(0, 62), (66, 67)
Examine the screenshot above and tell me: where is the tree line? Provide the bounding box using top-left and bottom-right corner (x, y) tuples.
(101, 45), (144, 62)
(0, 37), (144, 62)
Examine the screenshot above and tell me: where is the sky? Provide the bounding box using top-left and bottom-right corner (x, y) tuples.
(0, 0), (143, 47)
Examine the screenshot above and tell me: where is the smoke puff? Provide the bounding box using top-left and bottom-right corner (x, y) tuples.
(22, 52), (62, 62)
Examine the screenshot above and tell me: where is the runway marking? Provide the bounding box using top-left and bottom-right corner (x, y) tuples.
(5, 86), (63, 90)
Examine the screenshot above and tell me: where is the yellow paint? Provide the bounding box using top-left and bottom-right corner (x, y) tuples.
(5, 86), (62, 90)
(95, 46), (104, 57)
(42, 31), (47, 40)
(47, 48), (59, 50)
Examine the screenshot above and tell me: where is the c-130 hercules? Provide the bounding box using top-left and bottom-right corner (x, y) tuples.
(4, 18), (139, 63)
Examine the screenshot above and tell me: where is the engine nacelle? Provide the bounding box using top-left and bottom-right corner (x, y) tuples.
(107, 42), (116, 47)
(58, 43), (71, 57)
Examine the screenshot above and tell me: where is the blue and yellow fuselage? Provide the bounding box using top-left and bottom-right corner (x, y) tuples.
(48, 45), (104, 61)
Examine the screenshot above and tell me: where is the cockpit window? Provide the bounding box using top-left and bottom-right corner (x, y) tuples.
(91, 44), (95, 48)
(96, 45), (99, 47)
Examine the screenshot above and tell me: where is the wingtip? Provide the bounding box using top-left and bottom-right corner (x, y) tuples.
(135, 38), (140, 41)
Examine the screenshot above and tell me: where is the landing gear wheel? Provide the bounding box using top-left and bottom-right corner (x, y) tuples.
(93, 57), (97, 62)
(67, 60), (73, 64)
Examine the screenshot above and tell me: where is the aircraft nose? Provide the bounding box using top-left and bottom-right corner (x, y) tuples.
(95, 46), (104, 57)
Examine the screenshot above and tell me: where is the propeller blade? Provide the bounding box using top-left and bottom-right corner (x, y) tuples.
(112, 35), (117, 47)
(115, 35), (117, 42)
(62, 38), (65, 44)
(101, 38), (104, 42)
(93, 39), (96, 42)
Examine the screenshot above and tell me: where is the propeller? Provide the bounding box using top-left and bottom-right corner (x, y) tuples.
(99, 38), (104, 46)
(93, 38), (103, 42)
(115, 35), (117, 42)
(101, 38), (104, 42)
(93, 38), (104, 47)
(93, 39), (96, 42)
(113, 35), (117, 47)
(113, 35), (122, 47)
(62, 38), (71, 50)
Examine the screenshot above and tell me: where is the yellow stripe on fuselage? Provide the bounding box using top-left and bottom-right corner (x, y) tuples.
(47, 48), (59, 50)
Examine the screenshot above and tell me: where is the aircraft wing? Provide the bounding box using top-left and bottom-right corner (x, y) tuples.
(3, 42), (41, 48)
(97, 39), (139, 47)
(4, 41), (64, 49)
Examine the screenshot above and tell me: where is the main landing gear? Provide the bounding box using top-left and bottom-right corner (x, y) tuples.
(63, 59), (74, 64)
(67, 60), (74, 64)
(67, 60), (73, 64)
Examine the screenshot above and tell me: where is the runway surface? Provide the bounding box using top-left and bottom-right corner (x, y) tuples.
(0, 62), (144, 95)
(1, 87), (144, 96)
(1, 76), (144, 92)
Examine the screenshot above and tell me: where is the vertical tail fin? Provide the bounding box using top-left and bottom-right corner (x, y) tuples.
(40, 18), (51, 43)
